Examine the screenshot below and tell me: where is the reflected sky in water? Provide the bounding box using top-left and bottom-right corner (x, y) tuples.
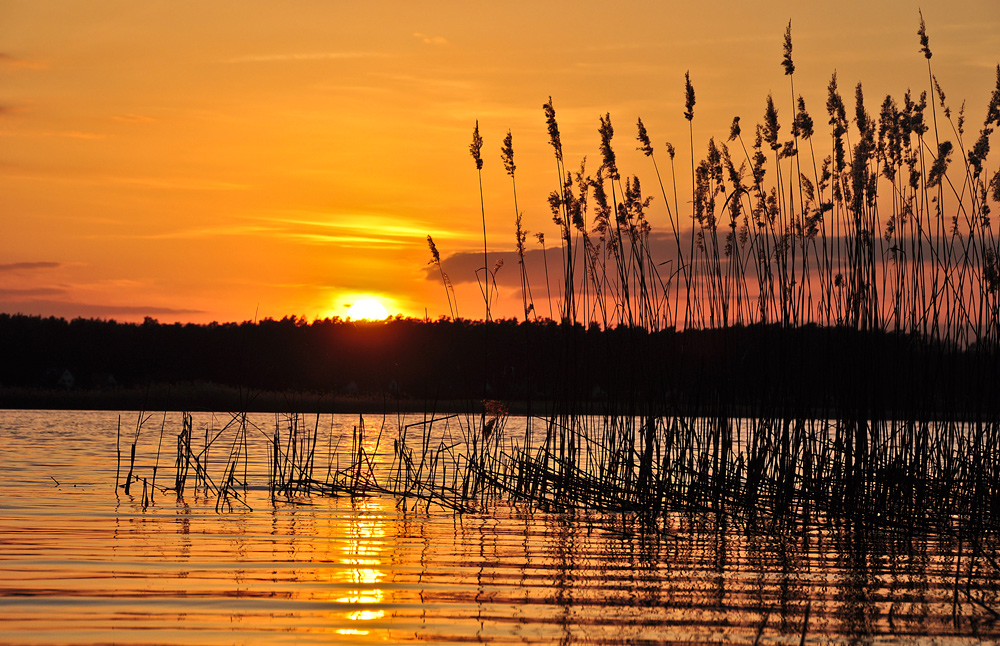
(2, 410), (999, 644)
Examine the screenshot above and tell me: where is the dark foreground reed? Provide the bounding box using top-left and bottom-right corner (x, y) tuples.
(113, 406), (1000, 635)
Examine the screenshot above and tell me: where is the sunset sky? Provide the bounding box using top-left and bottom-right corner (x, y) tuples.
(2, 0), (998, 324)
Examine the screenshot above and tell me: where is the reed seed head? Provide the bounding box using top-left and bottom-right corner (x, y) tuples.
(427, 235), (441, 265)
(636, 117), (654, 156)
(794, 97), (813, 139)
(914, 91), (929, 136)
(855, 83), (875, 155)
(548, 190), (564, 227)
(564, 171), (585, 232)
(543, 96), (563, 163)
(683, 71), (695, 122)
(763, 94), (780, 151)
(918, 10), (932, 60)
(470, 121), (484, 170)
(752, 125), (767, 184)
(926, 140), (953, 187)
(878, 95), (902, 179)
(985, 65), (1000, 127)
(574, 158), (589, 230)
(933, 76), (948, 115)
(781, 20), (795, 76)
(728, 116), (741, 142)
(827, 73), (847, 128)
(968, 130), (990, 177)
(591, 170), (611, 232)
(598, 113), (619, 179)
(989, 169), (1000, 202)
(501, 130), (515, 176)
(827, 74), (848, 168)
(722, 142), (743, 188)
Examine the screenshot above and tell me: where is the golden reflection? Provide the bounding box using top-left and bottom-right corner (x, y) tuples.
(335, 498), (388, 627)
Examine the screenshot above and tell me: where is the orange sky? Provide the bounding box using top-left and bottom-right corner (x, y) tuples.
(2, 1), (998, 323)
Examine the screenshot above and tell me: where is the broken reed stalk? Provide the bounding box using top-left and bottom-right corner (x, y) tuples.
(122, 411), (147, 495)
(151, 412), (166, 505)
(174, 412), (193, 497)
(124, 442), (136, 495)
(115, 414), (121, 492)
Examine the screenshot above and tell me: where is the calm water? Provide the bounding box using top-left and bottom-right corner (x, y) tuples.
(2, 409), (998, 645)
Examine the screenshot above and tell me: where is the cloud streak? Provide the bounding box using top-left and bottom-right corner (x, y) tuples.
(255, 213), (441, 249)
(128, 224), (273, 241)
(0, 261), (62, 272)
(413, 33), (448, 46)
(0, 299), (204, 320)
(0, 287), (67, 298)
(0, 129), (105, 140)
(105, 175), (250, 191)
(112, 114), (157, 123)
(0, 52), (47, 69)
(225, 51), (389, 64)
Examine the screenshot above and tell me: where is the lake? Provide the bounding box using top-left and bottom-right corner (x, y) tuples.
(2, 409), (998, 644)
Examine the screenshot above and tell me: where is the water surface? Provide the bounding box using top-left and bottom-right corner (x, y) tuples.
(2, 410), (998, 644)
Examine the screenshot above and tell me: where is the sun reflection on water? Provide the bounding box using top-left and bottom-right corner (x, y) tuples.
(335, 499), (388, 631)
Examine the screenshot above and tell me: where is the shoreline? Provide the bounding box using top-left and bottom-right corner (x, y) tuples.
(0, 385), (486, 415)
(4, 384), (998, 422)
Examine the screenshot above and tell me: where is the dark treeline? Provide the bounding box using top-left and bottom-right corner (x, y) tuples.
(1, 312), (996, 416)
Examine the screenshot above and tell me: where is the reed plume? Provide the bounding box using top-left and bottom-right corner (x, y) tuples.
(427, 235), (457, 319)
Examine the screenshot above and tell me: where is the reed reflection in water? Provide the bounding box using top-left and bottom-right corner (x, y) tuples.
(1, 410), (998, 644)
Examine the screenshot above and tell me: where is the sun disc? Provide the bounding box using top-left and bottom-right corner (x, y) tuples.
(346, 298), (389, 321)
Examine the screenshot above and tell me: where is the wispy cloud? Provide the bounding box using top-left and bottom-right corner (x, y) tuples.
(257, 213), (440, 249)
(112, 114), (157, 123)
(56, 130), (105, 140)
(0, 129), (105, 140)
(0, 169), (249, 192)
(105, 175), (250, 191)
(284, 233), (412, 247)
(224, 51), (389, 64)
(0, 52), (47, 70)
(379, 72), (474, 92)
(414, 33), (448, 46)
(125, 216), (434, 248)
(0, 287), (67, 298)
(129, 223), (273, 241)
(0, 261), (62, 272)
(0, 299), (204, 319)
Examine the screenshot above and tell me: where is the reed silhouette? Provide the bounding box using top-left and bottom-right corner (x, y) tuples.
(69, 15), (1000, 635)
(5, 18), (1000, 581)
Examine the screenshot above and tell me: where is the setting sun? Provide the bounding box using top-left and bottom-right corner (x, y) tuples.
(346, 298), (389, 321)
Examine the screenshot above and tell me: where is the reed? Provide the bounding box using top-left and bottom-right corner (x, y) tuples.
(110, 17), (1000, 581)
(418, 12), (1000, 540)
(427, 236), (457, 319)
(462, 22), (1000, 347)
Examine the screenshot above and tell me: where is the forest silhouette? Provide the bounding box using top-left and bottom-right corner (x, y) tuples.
(1, 313), (995, 416)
